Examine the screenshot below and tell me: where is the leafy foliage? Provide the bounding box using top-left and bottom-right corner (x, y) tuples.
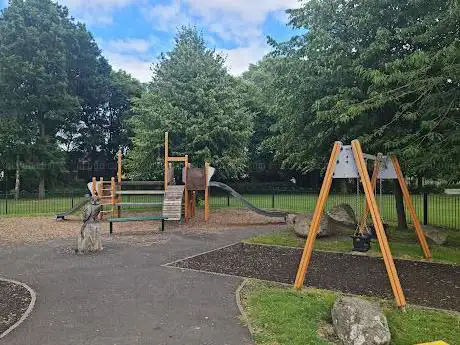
(128, 27), (253, 179)
(269, 0), (460, 180)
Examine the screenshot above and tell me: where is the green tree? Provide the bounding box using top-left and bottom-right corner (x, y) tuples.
(0, 0), (80, 197)
(241, 57), (281, 177)
(67, 23), (112, 177)
(106, 70), (143, 159)
(271, 0), (459, 180)
(128, 27), (253, 179)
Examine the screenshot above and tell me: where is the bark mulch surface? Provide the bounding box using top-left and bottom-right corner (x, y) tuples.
(0, 209), (282, 246)
(172, 243), (460, 312)
(0, 280), (32, 335)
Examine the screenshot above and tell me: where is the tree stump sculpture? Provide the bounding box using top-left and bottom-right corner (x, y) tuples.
(76, 196), (103, 253)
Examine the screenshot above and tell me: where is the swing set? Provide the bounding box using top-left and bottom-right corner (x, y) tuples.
(294, 140), (431, 309)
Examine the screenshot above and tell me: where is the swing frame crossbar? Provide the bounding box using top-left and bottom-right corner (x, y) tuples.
(293, 140), (432, 309)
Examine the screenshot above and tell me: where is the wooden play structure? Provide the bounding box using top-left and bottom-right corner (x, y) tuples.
(90, 132), (213, 231)
(294, 140), (431, 309)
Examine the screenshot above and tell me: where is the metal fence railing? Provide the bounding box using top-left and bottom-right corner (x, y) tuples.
(1, 190), (459, 231)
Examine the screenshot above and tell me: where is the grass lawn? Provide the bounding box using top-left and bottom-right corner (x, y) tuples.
(241, 280), (460, 345)
(244, 227), (460, 265)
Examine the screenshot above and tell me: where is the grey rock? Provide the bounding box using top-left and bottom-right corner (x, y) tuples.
(287, 213), (331, 238)
(326, 204), (358, 234)
(423, 225), (449, 245)
(332, 296), (391, 345)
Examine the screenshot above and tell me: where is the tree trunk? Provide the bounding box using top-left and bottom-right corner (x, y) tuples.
(38, 173), (45, 199)
(91, 147), (96, 178)
(38, 122), (46, 199)
(339, 179), (349, 194)
(393, 180), (407, 230)
(14, 156), (20, 200)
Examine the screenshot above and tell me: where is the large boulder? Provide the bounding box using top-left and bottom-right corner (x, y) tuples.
(423, 225), (449, 245)
(287, 213), (332, 238)
(326, 204), (358, 234)
(331, 296), (391, 345)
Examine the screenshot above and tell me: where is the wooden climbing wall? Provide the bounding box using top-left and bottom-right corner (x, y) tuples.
(162, 185), (185, 221)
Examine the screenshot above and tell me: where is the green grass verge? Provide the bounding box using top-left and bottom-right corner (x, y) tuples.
(241, 280), (460, 345)
(244, 228), (460, 265)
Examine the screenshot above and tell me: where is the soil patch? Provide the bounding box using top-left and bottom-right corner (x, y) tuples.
(0, 280), (32, 335)
(172, 243), (460, 312)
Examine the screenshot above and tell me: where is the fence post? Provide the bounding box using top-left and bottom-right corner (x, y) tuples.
(272, 189), (275, 209)
(71, 190), (74, 208)
(423, 192), (428, 225)
(227, 192), (230, 207)
(4, 175), (7, 215)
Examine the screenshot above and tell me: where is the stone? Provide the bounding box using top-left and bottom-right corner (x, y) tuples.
(287, 213), (332, 238)
(77, 222), (103, 253)
(331, 296), (391, 345)
(423, 225), (449, 245)
(326, 204), (358, 234)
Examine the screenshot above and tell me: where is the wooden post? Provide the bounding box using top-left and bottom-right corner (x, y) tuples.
(352, 140), (406, 308)
(98, 177), (104, 220)
(92, 177), (96, 196)
(204, 161), (210, 222)
(391, 156), (432, 259)
(117, 150), (122, 217)
(358, 154), (381, 233)
(191, 191), (196, 217)
(184, 155), (189, 222)
(111, 177), (116, 217)
(294, 142), (341, 289)
(164, 132), (169, 191)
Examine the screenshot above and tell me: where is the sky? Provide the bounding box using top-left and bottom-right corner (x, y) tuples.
(1, 0), (301, 82)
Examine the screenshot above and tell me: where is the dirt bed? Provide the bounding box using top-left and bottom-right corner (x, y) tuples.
(172, 243), (460, 312)
(0, 209), (283, 246)
(0, 280), (32, 335)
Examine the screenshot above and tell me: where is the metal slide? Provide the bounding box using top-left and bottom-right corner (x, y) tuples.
(209, 182), (288, 219)
(56, 195), (91, 220)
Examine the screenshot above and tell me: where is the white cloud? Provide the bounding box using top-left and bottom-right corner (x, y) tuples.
(104, 51), (153, 83)
(60, 0), (136, 10)
(58, 0), (139, 25)
(220, 41), (272, 76)
(97, 37), (155, 83)
(146, 0), (190, 32)
(107, 38), (152, 53)
(145, 0), (300, 73)
(147, 0), (298, 44)
(184, 0), (298, 24)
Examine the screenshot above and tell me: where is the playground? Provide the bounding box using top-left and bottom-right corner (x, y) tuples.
(1, 0), (459, 343)
(1, 137), (459, 345)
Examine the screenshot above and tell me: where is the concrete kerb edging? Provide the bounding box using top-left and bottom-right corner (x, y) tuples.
(235, 279), (256, 337)
(161, 241), (241, 267)
(0, 277), (36, 339)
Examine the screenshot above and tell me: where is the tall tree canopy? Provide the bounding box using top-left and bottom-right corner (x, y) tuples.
(241, 57), (281, 174)
(128, 26), (253, 179)
(0, 0), (142, 193)
(0, 0), (80, 195)
(269, 0), (459, 180)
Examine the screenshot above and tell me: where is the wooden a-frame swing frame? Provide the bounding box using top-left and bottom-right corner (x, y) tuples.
(294, 140), (432, 308)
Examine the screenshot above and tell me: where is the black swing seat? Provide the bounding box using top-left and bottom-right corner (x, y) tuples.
(351, 234), (372, 252)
